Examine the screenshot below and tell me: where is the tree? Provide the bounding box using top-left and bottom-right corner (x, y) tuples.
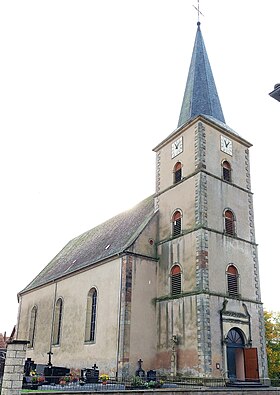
(264, 310), (280, 379)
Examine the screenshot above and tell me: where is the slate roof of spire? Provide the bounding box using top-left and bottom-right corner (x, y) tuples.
(20, 195), (156, 294)
(178, 22), (225, 127)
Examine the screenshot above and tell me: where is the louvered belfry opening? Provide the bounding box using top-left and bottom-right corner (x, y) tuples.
(174, 162), (182, 183)
(172, 211), (182, 236)
(222, 160), (231, 182)
(171, 265), (182, 295)
(224, 209), (235, 235)
(227, 265), (239, 297)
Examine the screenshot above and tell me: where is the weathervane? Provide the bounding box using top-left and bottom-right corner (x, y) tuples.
(193, 0), (204, 23)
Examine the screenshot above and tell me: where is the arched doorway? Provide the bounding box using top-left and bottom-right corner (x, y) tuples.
(226, 328), (245, 381)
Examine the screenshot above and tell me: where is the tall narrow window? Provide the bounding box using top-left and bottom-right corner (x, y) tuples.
(85, 288), (97, 342)
(53, 298), (63, 345)
(222, 160), (232, 182)
(29, 306), (37, 348)
(172, 210), (182, 237)
(174, 162), (182, 184)
(170, 265), (182, 295)
(227, 265), (239, 297)
(224, 209), (235, 236)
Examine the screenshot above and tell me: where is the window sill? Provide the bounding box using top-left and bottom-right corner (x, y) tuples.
(227, 293), (241, 299)
(224, 232), (237, 238)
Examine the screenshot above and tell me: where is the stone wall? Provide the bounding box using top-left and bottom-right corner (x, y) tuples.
(1, 340), (28, 395)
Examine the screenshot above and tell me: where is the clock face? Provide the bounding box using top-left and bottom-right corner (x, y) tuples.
(220, 135), (232, 156)
(171, 136), (183, 159)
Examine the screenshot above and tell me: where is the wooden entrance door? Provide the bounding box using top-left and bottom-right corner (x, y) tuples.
(244, 348), (259, 381)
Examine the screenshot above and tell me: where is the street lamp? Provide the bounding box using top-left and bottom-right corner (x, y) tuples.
(269, 83), (280, 102)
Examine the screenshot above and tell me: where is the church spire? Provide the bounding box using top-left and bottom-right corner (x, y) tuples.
(178, 22), (225, 128)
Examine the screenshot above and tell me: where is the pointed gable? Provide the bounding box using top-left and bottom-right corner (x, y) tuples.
(20, 195), (156, 293)
(178, 22), (225, 127)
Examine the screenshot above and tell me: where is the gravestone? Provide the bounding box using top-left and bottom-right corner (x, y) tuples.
(35, 364), (47, 375)
(135, 359), (145, 378)
(44, 366), (70, 384)
(83, 364), (99, 383)
(47, 351), (53, 367)
(24, 358), (36, 376)
(147, 370), (156, 382)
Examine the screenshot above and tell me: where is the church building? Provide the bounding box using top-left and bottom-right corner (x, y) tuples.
(16, 21), (268, 382)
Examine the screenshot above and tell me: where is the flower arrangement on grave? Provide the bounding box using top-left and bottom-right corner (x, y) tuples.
(29, 370), (45, 384)
(99, 373), (109, 383)
(59, 375), (70, 386)
(31, 376), (38, 383)
(69, 369), (79, 382)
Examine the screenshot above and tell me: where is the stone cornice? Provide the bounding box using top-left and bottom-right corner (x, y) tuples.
(153, 116), (252, 152)
(155, 168), (253, 199)
(157, 225), (258, 248)
(155, 290), (263, 305)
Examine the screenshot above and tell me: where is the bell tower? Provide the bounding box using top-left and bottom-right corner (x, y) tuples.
(153, 22), (267, 381)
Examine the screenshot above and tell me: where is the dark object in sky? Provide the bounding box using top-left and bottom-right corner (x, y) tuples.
(269, 84), (280, 102)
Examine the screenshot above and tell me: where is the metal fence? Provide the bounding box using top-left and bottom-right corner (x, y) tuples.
(270, 379), (280, 387)
(21, 375), (278, 392)
(22, 375), (231, 392)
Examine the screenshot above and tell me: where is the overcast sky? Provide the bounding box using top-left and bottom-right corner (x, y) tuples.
(0, 0), (279, 333)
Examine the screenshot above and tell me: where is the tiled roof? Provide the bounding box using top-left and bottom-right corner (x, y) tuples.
(20, 195), (156, 294)
(178, 22), (225, 127)
(0, 333), (6, 348)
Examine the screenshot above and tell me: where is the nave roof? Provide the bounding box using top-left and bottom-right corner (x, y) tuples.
(20, 195), (155, 294)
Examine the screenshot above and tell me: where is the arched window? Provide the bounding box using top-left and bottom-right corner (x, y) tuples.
(29, 306), (37, 348)
(224, 209), (235, 236)
(170, 265), (182, 295)
(172, 210), (182, 237)
(173, 162), (182, 184)
(222, 160), (232, 182)
(226, 328), (245, 346)
(85, 288), (97, 342)
(227, 265), (239, 297)
(52, 298), (63, 345)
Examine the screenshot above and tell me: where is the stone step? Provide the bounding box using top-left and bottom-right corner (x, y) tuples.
(227, 381), (269, 388)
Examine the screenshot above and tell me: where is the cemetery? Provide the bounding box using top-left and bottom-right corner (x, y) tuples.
(1, 341), (278, 394)
(21, 357), (169, 392)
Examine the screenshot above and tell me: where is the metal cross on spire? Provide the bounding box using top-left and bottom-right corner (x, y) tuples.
(193, 0), (204, 23)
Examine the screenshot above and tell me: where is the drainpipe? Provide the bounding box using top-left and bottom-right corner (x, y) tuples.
(116, 255), (123, 379)
(49, 281), (58, 357)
